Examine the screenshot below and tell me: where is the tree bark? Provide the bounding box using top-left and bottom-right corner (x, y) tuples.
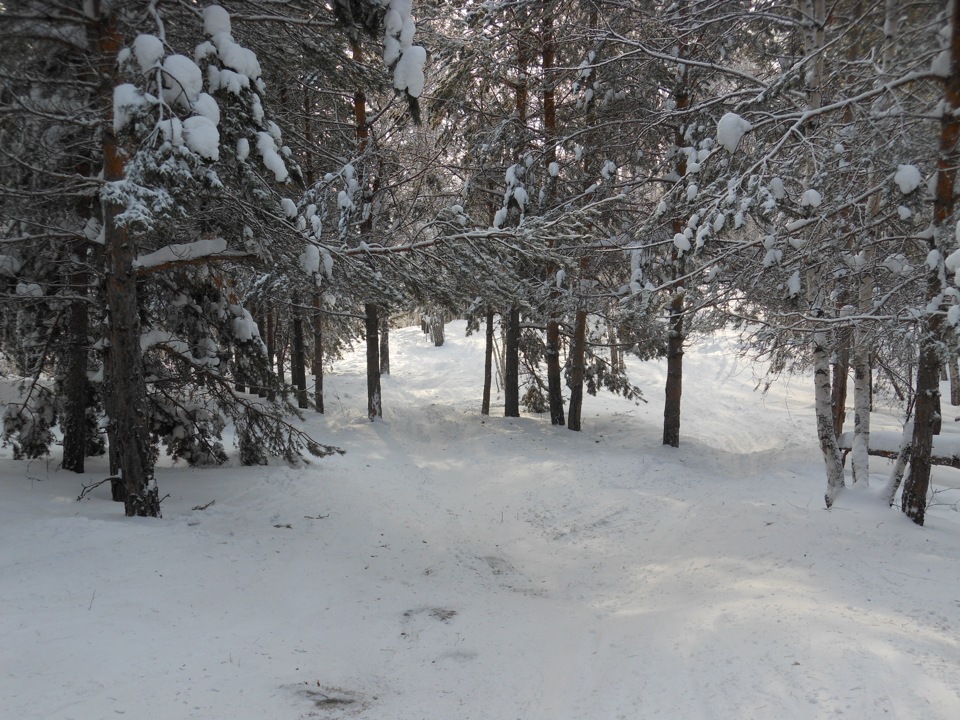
(831, 331), (850, 436)
(815, 330), (846, 508)
(504, 306), (520, 417)
(365, 302), (382, 420)
(95, 7), (159, 517)
(902, 0), (960, 525)
(61, 268), (89, 473)
(541, 14), (564, 427)
(481, 309), (494, 415)
(313, 293), (324, 413)
(851, 349), (872, 486)
(266, 303), (276, 401)
(663, 283), (685, 447)
(430, 310), (445, 347)
(292, 310), (308, 409)
(567, 308), (588, 431)
(379, 314), (390, 375)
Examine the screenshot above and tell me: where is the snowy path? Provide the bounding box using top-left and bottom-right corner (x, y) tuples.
(2, 323), (960, 719)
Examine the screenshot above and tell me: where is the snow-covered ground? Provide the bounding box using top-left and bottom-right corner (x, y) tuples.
(2, 322), (959, 719)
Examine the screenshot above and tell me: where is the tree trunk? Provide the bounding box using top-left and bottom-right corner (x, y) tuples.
(313, 293), (324, 413)
(546, 319), (565, 426)
(949, 342), (960, 406)
(96, 8), (159, 517)
(430, 310), (445, 347)
(902, 0), (960, 525)
(365, 302), (382, 420)
(663, 285), (684, 447)
(567, 308), (588, 431)
(61, 269), (89, 474)
(831, 331), (850, 436)
(541, 15), (564, 427)
(482, 309), (494, 415)
(292, 310), (308, 409)
(504, 306), (520, 417)
(266, 303), (276, 401)
(851, 348), (871, 486)
(379, 314), (390, 375)
(815, 330), (846, 508)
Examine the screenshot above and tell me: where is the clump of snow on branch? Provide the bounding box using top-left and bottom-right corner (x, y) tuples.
(894, 164), (922, 194)
(134, 238), (228, 269)
(378, 1), (427, 98)
(800, 189), (822, 208)
(162, 54), (203, 109)
(182, 116), (219, 160)
(113, 83), (146, 132)
(716, 112), (752, 153)
(133, 34), (164, 73)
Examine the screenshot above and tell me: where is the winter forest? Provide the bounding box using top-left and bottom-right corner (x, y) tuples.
(4, 0), (960, 522)
(4, 1), (960, 717)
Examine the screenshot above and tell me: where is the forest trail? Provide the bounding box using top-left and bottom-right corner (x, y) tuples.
(1, 323), (959, 719)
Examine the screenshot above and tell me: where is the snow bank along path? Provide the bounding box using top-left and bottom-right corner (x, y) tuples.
(2, 322), (959, 719)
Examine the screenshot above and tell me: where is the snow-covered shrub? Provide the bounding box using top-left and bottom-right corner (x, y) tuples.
(2, 385), (56, 459)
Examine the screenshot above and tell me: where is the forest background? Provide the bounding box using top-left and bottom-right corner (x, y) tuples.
(2, 0), (960, 529)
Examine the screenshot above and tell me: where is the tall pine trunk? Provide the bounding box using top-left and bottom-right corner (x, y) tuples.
(292, 310), (308, 409)
(662, 278), (685, 448)
(663, 6), (690, 447)
(61, 268), (89, 473)
(542, 14), (564, 427)
(482, 309), (494, 415)
(313, 293), (324, 413)
(504, 306), (520, 417)
(567, 308), (588, 431)
(379, 314), (390, 375)
(902, 0), (960, 525)
(365, 302), (382, 420)
(94, 6), (159, 517)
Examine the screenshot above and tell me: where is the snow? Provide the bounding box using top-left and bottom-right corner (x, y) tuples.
(112, 83), (145, 132)
(281, 198), (298, 219)
(787, 269), (801, 296)
(203, 4), (232, 36)
(3, 324), (960, 720)
(193, 92), (220, 126)
(158, 117), (183, 146)
(800, 188), (823, 208)
(162, 54), (203, 109)
(394, 44), (427, 98)
(548, 161), (560, 177)
(673, 232), (691, 252)
(894, 164), (923, 194)
(132, 34), (164, 74)
(301, 244), (321, 275)
(716, 112), (752, 153)
(134, 238), (228, 269)
(182, 115), (220, 161)
(256, 132), (289, 182)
